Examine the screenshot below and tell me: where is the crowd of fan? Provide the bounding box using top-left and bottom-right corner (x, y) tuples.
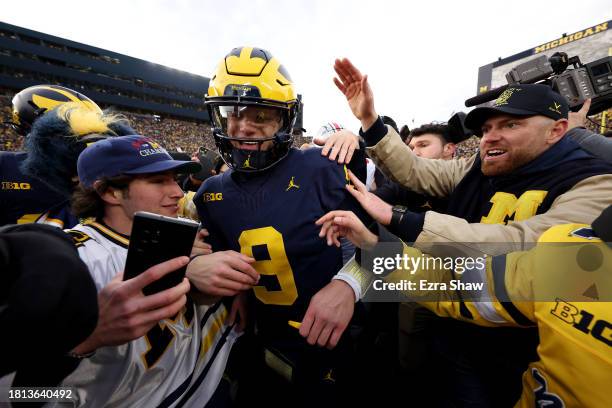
(0, 93), (24, 151)
(454, 136), (480, 158)
(121, 112), (216, 154)
(1, 90), (316, 154)
(2, 70), (612, 408)
(0, 88), (608, 158)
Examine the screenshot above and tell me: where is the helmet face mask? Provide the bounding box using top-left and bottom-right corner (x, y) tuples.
(205, 47), (299, 172)
(215, 104), (284, 137)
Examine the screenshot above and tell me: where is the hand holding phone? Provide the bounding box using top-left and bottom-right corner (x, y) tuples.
(124, 211), (200, 296)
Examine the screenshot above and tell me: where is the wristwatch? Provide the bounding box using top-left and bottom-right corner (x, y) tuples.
(390, 205), (408, 228)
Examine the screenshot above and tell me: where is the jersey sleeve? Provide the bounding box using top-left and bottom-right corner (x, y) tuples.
(355, 226), (537, 327)
(64, 229), (119, 292)
(346, 148), (368, 186)
(316, 161), (372, 225)
(316, 161), (351, 212)
(421, 251), (536, 327)
(364, 122), (475, 198)
(193, 181), (229, 252)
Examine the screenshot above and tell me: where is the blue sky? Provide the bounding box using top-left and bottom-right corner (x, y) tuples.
(3, 0), (610, 133)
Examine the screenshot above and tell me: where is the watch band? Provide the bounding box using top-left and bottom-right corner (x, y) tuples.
(390, 205), (408, 229)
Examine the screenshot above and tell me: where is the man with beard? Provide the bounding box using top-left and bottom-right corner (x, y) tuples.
(324, 58), (612, 407)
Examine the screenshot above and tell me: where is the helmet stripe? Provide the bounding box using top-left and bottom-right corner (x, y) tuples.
(41, 86), (82, 103)
(249, 48), (270, 61)
(31, 94), (72, 111)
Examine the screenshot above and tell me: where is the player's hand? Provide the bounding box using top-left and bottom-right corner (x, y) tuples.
(191, 229), (212, 257)
(186, 251), (259, 297)
(314, 129), (360, 164)
(316, 210), (379, 250)
(568, 98), (591, 130)
(71, 256), (191, 354)
(299, 280), (355, 349)
(333, 58), (378, 131)
(344, 170), (393, 225)
(228, 291), (249, 333)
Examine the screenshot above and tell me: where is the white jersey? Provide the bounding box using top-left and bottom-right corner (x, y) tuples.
(59, 220), (237, 408)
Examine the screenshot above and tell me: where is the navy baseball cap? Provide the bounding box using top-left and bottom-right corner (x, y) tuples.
(465, 84), (569, 136)
(77, 135), (201, 188)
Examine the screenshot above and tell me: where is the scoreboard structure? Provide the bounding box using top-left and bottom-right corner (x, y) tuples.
(475, 20), (611, 133)
(476, 20), (611, 94)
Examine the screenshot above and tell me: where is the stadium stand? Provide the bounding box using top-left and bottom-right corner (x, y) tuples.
(0, 21), (311, 155)
(454, 135), (480, 159)
(0, 87), (213, 152)
(2, 88), (310, 153)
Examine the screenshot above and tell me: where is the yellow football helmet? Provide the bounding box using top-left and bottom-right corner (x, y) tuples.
(205, 47), (299, 172)
(10, 84), (102, 136)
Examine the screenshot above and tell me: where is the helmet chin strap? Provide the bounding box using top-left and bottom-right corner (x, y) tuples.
(230, 148), (276, 172)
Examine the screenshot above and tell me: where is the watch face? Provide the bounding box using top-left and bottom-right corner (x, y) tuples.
(393, 205), (407, 214)
(391, 205), (407, 227)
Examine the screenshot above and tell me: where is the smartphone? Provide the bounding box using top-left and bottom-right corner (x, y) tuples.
(124, 211), (199, 296)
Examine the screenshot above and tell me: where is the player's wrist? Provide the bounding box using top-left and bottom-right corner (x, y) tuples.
(332, 273), (360, 302)
(333, 278), (356, 302)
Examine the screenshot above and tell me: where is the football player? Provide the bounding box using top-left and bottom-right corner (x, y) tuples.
(1, 85), (100, 226)
(188, 47), (369, 406)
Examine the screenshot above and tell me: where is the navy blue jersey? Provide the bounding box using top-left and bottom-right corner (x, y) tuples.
(0, 152), (66, 226)
(34, 200), (80, 229)
(195, 148), (355, 338)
